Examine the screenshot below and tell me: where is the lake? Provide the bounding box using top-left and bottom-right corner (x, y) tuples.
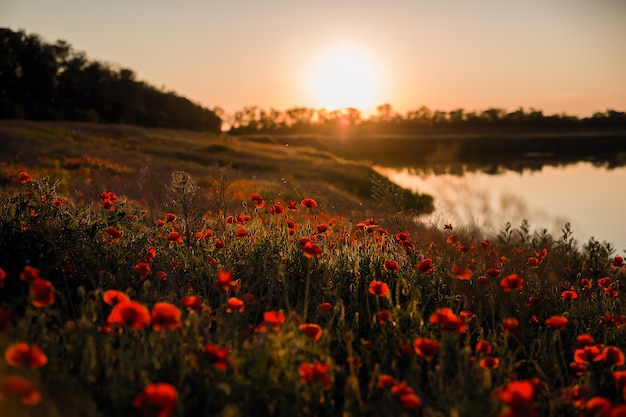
(377, 161), (626, 254)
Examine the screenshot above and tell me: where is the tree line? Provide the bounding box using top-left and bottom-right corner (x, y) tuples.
(0, 28), (222, 132)
(225, 103), (626, 135)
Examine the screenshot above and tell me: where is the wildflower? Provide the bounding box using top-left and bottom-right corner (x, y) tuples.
(151, 302), (182, 331)
(180, 295), (204, 313)
(156, 271), (167, 281)
(368, 280), (389, 297)
(269, 204), (284, 215)
(602, 346), (625, 366)
(574, 345), (602, 364)
(415, 258), (434, 274)
(204, 344), (230, 371)
(498, 380), (537, 417)
(214, 269), (240, 293)
(384, 259), (399, 272)
(226, 297), (244, 313)
(98, 191), (119, 210)
(429, 308), (467, 335)
(503, 317), (520, 333)
(575, 333), (595, 348)
(106, 226), (122, 240)
(611, 256), (625, 268)
(500, 274), (525, 292)
(377, 374), (398, 389)
(527, 249), (547, 267)
(377, 310), (393, 324)
(486, 267), (502, 278)
(299, 323), (323, 341)
(135, 262), (151, 279)
(598, 277), (612, 289)
(316, 223), (328, 233)
(298, 360), (331, 390)
(165, 213), (177, 223)
(235, 228), (248, 238)
(413, 337), (440, 360)
(613, 370), (626, 389)
(303, 241), (323, 258)
(29, 278), (55, 307)
(317, 302), (333, 314)
(287, 201), (298, 211)
(395, 231), (410, 242)
(18, 171), (33, 184)
(301, 198), (317, 209)
(451, 265), (472, 280)
(107, 300), (151, 330)
(480, 356), (500, 369)
(20, 266), (40, 282)
(4, 343), (47, 368)
(545, 315), (568, 331)
(585, 397), (612, 417)
(155, 219), (166, 227)
(133, 382), (178, 417)
(103, 290), (130, 306)
(475, 340), (493, 355)
(262, 310), (285, 331)
(0, 375), (41, 405)
(561, 290), (578, 300)
(167, 231), (183, 243)
(390, 381), (422, 410)
(444, 223), (453, 230)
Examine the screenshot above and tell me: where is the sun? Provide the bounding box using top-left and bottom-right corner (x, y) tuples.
(308, 44), (381, 112)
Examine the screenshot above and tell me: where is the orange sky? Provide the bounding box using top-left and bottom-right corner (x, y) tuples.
(2, 0), (625, 118)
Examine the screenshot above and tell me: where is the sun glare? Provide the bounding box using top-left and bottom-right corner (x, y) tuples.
(308, 44), (381, 112)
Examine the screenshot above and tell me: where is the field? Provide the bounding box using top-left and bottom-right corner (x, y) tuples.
(1, 121), (626, 416)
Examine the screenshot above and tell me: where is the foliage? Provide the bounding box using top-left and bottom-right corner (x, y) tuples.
(1, 168), (626, 417)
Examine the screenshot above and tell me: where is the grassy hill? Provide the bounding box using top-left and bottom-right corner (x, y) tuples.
(0, 120), (433, 223)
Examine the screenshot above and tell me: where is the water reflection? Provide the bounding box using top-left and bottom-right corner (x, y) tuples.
(377, 161), (626, 253)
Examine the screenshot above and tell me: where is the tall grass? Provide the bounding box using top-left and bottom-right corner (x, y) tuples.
(0, 169), (625, 417)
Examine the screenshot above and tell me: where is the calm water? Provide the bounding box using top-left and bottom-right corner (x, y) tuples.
(377, 162), (626, 253)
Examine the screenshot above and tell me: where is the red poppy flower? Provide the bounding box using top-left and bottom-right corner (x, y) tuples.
(395, 232), (410, 241)
(586, 397), (612, 416)
(298, 360), (331, 390)
(545, 315), (568, 331)
(378, 310), (392, 324)
(500, 274), (524, 292)
(384, 260), (400, 272)
(368, 280), (389, 297)
(498, 380), (536, 415)
(214, 269), (240, 293)
(269, 204), (284, 215)
(451, 265), (472, 280)
(429, 308), (467, 335)
(415, 258), (434, 274)
(18, 171), (33, 184)
(133, 382), (178, 417)
(106, 226), (122, 240)
(226, 297), (244, 313)
(574, 345), (602, 364)
(262, 310), (285, 331)
(475, 340), (493, 355)
(180, 295), (204, 313)
(301, 198), (317, 209)
(303, 241), (323, 258)
(485, 267), (501, 278)
(317, 302), (333, 314)
(602, 346), (625, 366)
(151, 302), (182, 331)
(164, 213), (177, 223)
(575, 333), (595, 348)
(103, 290), (130, 306)
(98, 191), (119, 210)
(413, 337), (440, 361)
(135, 262), (151, 279)
(377, 374), (398, 389)
(614, 370), (626, 389)
(20, 265), (40, 282)
(316, 224), (328, 233)
(4, 343), (47, 368)
(561, 290), (578, 300)
(502, 317), (520, 333)
(390, 381), (422, 410)
(0, 375), (41, 405)
(0, 267), (6, 288)
(299, 323), (323, 341)
(107, 300), (151, 330)
(29, 278), (55, 307)
(479, 356), (500, 369)
(611, 256), (626, 268)
(167, 232), (183, 243)
(204, 344), (230, 371)
(155, 219), (166, 227)
(287, 201), (298, 211)
(235, 228), (248, 238)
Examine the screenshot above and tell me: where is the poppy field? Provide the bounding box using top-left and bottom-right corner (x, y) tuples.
(1, 168), (626, 417)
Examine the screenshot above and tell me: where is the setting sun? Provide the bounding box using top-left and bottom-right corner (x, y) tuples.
(308, 44), (381, 112)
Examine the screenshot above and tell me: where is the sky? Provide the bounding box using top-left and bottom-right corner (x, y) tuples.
(2, 0), (626, 119)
